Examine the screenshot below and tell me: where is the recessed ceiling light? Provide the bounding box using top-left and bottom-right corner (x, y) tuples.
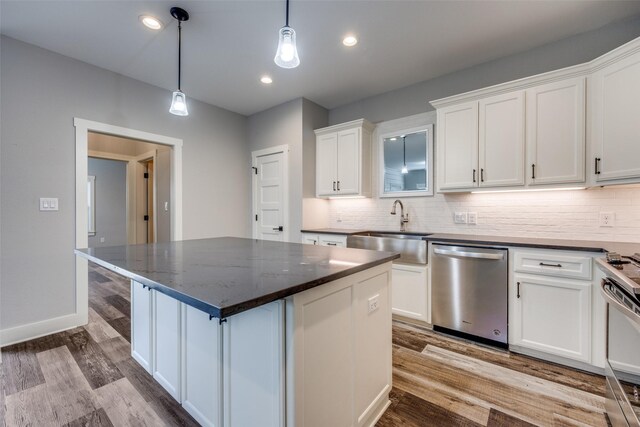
(260, 76), (273, 84)
(139, 15), (163, 30)
(342, 35), (358, 47)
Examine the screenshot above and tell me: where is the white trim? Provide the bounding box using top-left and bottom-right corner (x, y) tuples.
(0, 314), (81, 347)
(374, 112), (435, 198)
(314, 118), (375, 136)
(251, 145), (290, 242)
(75, 118), (183, 336)
(430, 36), (640, 109)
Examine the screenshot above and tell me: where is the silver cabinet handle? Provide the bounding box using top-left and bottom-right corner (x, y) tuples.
(433, 247), (504, 260)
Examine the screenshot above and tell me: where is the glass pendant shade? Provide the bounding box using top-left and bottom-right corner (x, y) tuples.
(169, 90), (188, 116)
(401, 165), (409, 174)
(274, 26), (300, 69)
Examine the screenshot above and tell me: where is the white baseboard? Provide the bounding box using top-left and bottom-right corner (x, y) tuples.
(0, 312), (87, 347)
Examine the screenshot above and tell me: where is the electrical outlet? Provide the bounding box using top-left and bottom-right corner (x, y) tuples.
(599, 212), (615, 227)
(454, 212), (468, 224)
(100, 237), (105, 243)
(336, 210), (343, 223)
(468, 212), (478, 225)
(368, 294), (380, 314)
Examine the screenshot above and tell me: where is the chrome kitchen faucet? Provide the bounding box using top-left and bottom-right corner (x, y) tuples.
(390, 199), (409, 232)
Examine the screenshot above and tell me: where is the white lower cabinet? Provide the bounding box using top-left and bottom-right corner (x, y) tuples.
(290, 264), (392, 427)
(181, 305), (223, 427)
(391, 263), (430, 324)
(153, 290), (182, 401)
(131, 280), (153, 374)
(512, 274), (592, 363)
(223, 301), (284, 427)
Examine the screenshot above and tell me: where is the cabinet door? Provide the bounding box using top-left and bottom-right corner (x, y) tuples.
(316, 133), (338, 196)
(336, 128), (361, 195)
(527, 78), (585, 185)
(181, 305), (222, 427)
(512, 275), (591, 363)
(437, 102), (479, 190)
(131, 280), (153, 374)
(391, 264), (429, 323)
(591, 51), (640, 182)
(224, 301), (284, 427)
(153, 291), (182, 401)
(479, 91), (525, 187)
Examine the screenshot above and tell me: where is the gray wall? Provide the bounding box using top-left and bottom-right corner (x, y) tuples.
(247, 98), (330, 242)
(1, 36), (249, 331)
(247, 99), (304, 242)
(87, 158), (127, 248)
(329, 15), (640, 125)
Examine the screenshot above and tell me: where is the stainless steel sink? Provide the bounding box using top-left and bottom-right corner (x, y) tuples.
(347, 231), (430, 264)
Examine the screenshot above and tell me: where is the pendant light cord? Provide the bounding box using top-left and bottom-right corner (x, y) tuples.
(286, 0), (289, 27)
(178, 20), (182, 91)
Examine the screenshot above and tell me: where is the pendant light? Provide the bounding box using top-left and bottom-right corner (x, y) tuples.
(169, 7), (189, 116)
(401, 135), (409, 174)
(274, 0), (300, 69)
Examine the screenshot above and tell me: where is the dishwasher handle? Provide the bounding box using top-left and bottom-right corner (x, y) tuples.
(433, 247), (505, 260)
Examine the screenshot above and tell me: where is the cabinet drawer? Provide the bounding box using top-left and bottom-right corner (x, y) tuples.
(514, 251), (592, 280)
(319, 235), (347, 247)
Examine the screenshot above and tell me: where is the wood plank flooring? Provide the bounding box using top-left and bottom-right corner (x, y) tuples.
(379, 321), (609, 427)
(0, 263), (608, 426)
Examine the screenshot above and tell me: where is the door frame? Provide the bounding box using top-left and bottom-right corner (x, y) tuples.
(75, 118), (183, 325)
(251, 145), (290, 242)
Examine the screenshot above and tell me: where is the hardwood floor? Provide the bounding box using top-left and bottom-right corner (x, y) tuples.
(378, 321), (609, 427)
(1, 263), (608, 426)
(1, 264), (199, 427)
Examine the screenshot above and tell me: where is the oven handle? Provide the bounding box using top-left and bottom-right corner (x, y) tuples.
(600, 279), (640, 326)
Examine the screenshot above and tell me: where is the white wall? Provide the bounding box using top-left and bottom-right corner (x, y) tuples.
(87, 158), (127, 248)
(329, 187), (640, 243)
(0, 36), (249, 335)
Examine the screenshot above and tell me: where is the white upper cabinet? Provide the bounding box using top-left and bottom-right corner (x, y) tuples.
(527, 78), (585, 185)
(431, 36), (640, 192)
(315, 119), (374, 198)
(436, 102), (479, 190)
(590, 46), (640, 183)
(479, 91), (525, 187)
(316, 133), (338, 196)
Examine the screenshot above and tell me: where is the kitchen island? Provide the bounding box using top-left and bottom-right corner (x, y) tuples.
(75, 237), (398, 427)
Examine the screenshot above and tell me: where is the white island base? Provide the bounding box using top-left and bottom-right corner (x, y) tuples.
(130, 262), (393, 427)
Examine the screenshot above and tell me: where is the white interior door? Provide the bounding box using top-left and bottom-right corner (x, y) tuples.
(253, 149), (287, 242)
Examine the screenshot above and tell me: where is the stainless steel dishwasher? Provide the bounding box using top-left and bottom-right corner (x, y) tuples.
(431, 243), (508, 346)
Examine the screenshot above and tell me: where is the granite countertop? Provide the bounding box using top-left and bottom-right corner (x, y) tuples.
(75, 237), (399, 319)
(301, 228), (640, 254)
(300, 228), (368, 236)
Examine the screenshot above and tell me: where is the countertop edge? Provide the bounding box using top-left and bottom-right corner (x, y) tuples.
(75, 249), (399, 319)
(300, 229), (366, 236)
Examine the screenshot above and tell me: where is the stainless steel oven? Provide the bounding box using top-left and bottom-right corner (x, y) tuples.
(602, 277), (640, 426)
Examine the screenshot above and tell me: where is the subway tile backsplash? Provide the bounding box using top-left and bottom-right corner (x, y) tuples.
(328, 186), (640, 243)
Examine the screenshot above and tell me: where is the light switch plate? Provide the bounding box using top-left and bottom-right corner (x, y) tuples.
(40, 198), (59, 211)
(454, 212), (468, 224)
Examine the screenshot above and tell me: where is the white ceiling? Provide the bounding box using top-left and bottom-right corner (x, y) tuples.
(2, 1), (639, 116)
